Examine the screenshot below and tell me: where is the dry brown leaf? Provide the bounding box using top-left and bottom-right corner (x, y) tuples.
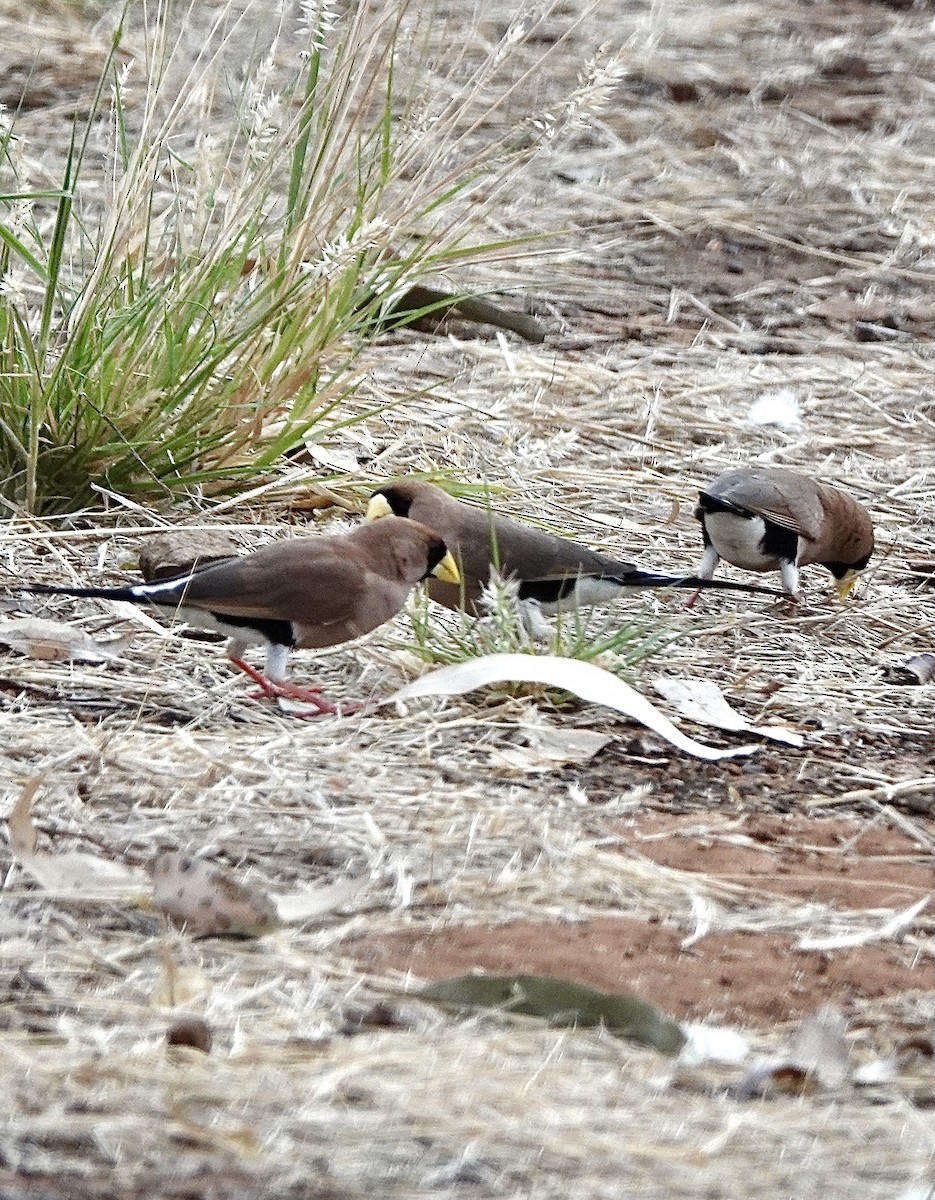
(138, 529), (241, 583)
(152, 852), (281, 938)
(737, 1005), (850, 1098)
(7, 777), (147, 898)
(7, 776), (41, 856)
(490, 725), (611, 773)
(0, 617), (128, 662)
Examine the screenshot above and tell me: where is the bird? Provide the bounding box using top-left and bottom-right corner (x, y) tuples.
(365, 479), (783, 616)
(693, 466), (874, 601)
(377, 283), (546, 343)
(12, 517), (460, 713)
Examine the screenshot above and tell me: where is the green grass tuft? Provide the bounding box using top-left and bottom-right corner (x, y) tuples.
(0, 0), (604, 515)
(397, 571), (684, 682)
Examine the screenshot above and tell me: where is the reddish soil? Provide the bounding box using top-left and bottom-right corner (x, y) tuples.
(348, 814), (935, 1027)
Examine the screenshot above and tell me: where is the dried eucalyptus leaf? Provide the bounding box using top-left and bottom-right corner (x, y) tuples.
(9, 777), (146, 899)
(386, 654), (757, 761)
(0, 617), (125, 662)
(138, 530), (241, 583)
(653, 676), (803, 747)
(789, 1004), (850, 1088)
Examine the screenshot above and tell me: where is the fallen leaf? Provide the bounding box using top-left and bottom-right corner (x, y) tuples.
(153, 946), (210, 1008)
(138, 530), (241, 583)
(302, 442), (360, 473)
(490, 724), (611, 772)
(152, 852), (281, 938)
(418, 972), (686, 1055)
(789, 1004), (850, 1088)
(7, 778), (147, 899)
(736, 1004), (850, 1097)
(20, 852), (148, 896)
(0, 617), (127, 663)
(8, 776), (41, 856)
(269, 875), (367, 924)
(384, 654), (757, 762)
(653, 677), (804, 747)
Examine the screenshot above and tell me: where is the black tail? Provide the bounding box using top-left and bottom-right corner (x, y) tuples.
(613, 571), (783, 598)
(15, 583), (145, 602)
(518, 572), (784, 604)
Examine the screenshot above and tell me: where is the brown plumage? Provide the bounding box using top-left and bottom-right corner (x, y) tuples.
(694, 466), (874, 600)
(15, 518), (459, 713)
(367, 479), (782, 615)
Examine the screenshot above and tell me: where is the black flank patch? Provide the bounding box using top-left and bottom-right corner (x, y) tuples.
(759, 521), (799, 564)
(518, 578), (578, 604)
(211, 615), (295, 647)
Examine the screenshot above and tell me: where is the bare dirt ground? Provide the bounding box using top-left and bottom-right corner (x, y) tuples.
(2, 0), (935, 1197)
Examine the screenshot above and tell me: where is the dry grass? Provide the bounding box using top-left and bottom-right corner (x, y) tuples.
(2, 0), (935, 1196)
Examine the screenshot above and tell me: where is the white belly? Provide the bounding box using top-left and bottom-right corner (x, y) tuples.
(537, 575), (632, 614)
(155, 602), (268, 648)
(705, 512), (785, 570)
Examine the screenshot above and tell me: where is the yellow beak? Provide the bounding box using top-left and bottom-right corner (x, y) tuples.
(833, 569), (861, 599)
(431, 551), (461, 585)
(365, 494), (394, 523)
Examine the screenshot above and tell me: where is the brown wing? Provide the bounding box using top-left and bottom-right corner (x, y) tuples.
(707, 469), (825, 542)
(425, 501), (636, 584)
(422, 509), (638, 614)
(178, 539), (367, 627)
(489, 511), (637, 579)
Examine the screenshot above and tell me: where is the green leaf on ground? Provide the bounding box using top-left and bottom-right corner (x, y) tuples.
(418, 972), (686, 1055)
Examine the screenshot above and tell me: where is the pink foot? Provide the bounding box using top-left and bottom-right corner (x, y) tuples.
(229, 658), (361, 716)
(262, 679), (342, 714)
(269, 682), (366, 717)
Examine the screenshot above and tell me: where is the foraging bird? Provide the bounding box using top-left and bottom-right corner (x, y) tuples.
(13, 518), (460, 713)
(694, 466), (874, 601)
(379, 284), (546, 343)
(366, 479), (782, 615)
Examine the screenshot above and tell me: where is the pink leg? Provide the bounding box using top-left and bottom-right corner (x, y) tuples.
(228, 657), (355, 716)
